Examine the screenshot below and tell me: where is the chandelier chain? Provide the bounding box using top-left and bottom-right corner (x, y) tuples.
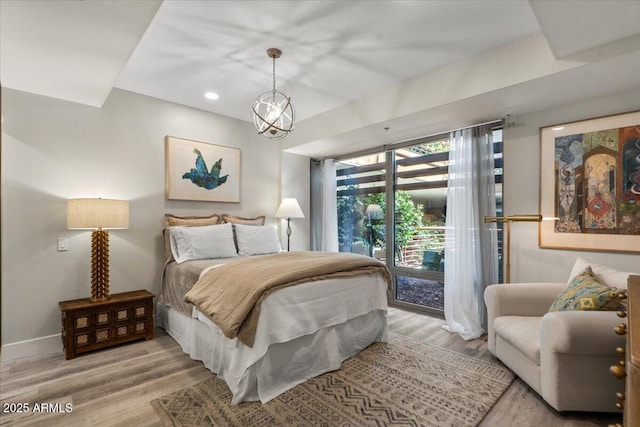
(272, 56), (276, 95)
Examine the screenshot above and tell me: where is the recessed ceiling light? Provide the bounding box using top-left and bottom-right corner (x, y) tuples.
(552, 126), (564, 131)
(204, 92), (219, 100)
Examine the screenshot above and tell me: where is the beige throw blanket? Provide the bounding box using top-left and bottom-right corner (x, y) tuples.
(184, 251), (391, 347)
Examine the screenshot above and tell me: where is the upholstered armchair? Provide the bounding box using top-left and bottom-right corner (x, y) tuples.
(484, 258), (635, 412)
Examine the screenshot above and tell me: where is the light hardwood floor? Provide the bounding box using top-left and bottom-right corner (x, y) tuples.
(0, 307), (622, 426)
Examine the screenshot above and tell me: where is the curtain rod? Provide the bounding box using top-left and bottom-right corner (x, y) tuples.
(446, 118), (504, 135)
(322, 118), (504, 162)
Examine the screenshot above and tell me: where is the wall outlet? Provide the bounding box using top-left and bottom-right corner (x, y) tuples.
(57, 237), (68, 252)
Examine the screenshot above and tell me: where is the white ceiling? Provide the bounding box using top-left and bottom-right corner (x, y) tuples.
(0, 0), (161, 107)
(529, 0), (640, 58)
(113, 0), (541, 122)
(2, 0), (640, 158)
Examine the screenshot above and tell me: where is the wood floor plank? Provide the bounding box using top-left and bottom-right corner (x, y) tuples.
(2, 345), (189, 399)
(0, 307), (623, 426)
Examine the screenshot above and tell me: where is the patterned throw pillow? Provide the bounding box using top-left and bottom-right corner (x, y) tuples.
(549, 266), (623, 312)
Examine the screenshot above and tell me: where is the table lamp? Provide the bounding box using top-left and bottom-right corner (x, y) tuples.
(275, 198), (304, 251)
(67, 198), (129, 301)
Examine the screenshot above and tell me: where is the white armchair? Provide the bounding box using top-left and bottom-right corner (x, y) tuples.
(484, 258), (634, 413)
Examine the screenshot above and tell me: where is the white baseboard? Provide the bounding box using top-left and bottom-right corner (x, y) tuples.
(2, 317), (160, 362)
(1, 334), (63, 362)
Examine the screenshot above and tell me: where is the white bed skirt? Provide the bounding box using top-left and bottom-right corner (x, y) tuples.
(157, 304), (388, 404)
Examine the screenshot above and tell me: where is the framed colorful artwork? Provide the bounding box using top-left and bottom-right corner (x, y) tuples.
(165, 136), (241, 202)
(539, 110), (640, 252)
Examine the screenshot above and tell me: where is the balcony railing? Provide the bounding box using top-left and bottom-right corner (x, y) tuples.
(397, 226), (445, 269)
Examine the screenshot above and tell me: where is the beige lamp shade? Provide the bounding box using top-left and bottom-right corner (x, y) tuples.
(275, 198), (303, 252)
(67, 198), (129, 230)
(275, 198), (304, 219)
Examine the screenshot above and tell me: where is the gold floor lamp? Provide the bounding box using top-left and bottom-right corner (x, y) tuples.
(483, 214), (542, 283)
(67, 198), (129, 301)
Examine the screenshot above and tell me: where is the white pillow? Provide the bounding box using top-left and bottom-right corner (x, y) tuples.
(234, 224), (282, 256)
(169, 223), (237, 263)
(568, 257), (636, 290)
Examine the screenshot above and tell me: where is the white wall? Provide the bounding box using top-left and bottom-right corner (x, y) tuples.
(504, 89), (640, 283)
(1, 88), (283, 353)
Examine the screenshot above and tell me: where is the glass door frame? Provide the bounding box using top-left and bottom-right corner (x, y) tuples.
(384, 148), (446, 317)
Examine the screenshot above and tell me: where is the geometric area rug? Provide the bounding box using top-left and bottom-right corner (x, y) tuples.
(152, 334), (514, 426)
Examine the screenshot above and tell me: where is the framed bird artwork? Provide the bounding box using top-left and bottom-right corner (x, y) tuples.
(165, 136), (241, 202)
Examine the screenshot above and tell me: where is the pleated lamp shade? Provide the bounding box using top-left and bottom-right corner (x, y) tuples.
(67, 198), (129, 230)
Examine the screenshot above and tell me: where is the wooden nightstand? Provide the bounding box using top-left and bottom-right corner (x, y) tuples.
(59, 290), (155, 360)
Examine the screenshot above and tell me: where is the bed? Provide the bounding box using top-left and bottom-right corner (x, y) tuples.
(156, 214), (391, 405)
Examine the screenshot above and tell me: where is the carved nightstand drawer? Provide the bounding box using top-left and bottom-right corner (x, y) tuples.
(116, 325), (132, 337)
(75, 332), (90, 347)
(116, 308), (131, 322)
(95, 328), (112, 343)
(75, 315), (90, 329)
(96, 311), (111, 325)
(59, 290), (154, 360)
(135, 321), (146, 333)
(135, 305), (147, 318)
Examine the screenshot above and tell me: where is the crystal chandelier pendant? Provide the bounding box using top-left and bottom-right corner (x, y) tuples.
(252, 48), (295, 140)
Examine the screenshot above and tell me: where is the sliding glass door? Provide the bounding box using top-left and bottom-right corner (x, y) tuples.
(388, 136), (450, 314)
(335, 128), (503, 315)
(336, 152), (387, 258)
(335, 141), (448, 315)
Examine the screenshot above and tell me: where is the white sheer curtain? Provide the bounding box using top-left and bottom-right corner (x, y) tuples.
(310, 159), (338, 252)
(321, 159), (339, 252)
(443, 126), (498, 340)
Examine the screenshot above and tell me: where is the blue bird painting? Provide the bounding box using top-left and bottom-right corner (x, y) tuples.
(182, 148), (229, 190)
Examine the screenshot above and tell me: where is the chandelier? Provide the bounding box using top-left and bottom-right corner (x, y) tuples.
(252, 48), (295, 139)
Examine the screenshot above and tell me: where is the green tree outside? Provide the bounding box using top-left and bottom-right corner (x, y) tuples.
(338, 191), (425, 262)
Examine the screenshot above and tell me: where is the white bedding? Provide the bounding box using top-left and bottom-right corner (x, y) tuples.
(158, 271), (389, 404)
